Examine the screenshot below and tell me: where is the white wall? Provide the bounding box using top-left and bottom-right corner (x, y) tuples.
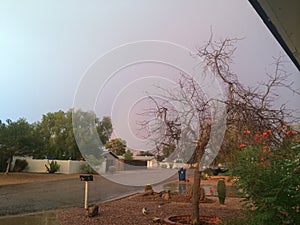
(12, 156), (87, 174)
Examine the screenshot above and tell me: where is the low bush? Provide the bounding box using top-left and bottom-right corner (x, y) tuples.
(80, 163), (97, 174)
(13, 159), (28, 172)
(45, 160), (60, 173)
(231, 129), (300, 225)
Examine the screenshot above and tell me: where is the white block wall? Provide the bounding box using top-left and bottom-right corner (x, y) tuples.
(12, 156), (87, 174)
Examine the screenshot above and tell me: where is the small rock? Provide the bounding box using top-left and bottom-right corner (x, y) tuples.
(161, 190), (171, 201)
(142, 207), (149, 215)
(86, 204), (99, 217)
(153, 217), (161, 223)
(144, 184), (154, 195)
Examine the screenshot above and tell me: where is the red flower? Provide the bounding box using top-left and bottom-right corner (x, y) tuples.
(262, 146), (269, 153)
(262, 132), (268, 138)
(243, 130), (251, 134)
(239, 143), (246, 148)
(263, 161), (270, 166)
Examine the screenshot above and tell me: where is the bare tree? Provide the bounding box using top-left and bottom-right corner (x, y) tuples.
(139, 36), (299, 224)
(197, 37), (299, 149)
(137, 96), (181, 159)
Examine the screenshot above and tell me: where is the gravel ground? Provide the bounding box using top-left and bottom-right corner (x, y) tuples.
(57, 192), (245, 225)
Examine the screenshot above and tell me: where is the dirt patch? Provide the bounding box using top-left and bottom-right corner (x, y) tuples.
(0, 172), (79, 186)
(57, 192), (245, 225)
(57, 175), (244, 224)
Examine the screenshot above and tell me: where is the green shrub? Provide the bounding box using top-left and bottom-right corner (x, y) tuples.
(13, 159), (28, 172)
(200, 172), (208, 180)
(123, 150), (133, 160)
(232, 138), (300, 225)
(220, 217), (248, 225)
(45, 160), (60, 173)
(80, 163), (96, 174)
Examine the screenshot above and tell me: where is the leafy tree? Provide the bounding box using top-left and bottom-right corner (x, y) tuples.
(0, 110), (114, 171)
(97, 116), (113, 145)
(124, 150), (133, 160)
(72, 110), (113, 161)
(0, 120), (7, 171)
(162, 144), (176, 159)
(36, 109), (113, 160)
(36, 110), (80, 160)
(105, 138), (126, 155)
(0, 118), (37, 174)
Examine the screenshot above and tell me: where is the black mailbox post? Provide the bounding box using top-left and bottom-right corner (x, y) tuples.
(80, 175), (93, 181)
(80, 175), (94, 209)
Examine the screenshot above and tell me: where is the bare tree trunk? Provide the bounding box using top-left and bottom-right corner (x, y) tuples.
(191, 123), (211, 225)
(191, 163), (201, 225)
(5, 155), (12, 175)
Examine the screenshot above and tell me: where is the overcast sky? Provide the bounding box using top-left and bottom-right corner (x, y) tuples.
(1, 1), (299, 147)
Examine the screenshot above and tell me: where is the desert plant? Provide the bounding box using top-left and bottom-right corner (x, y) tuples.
(45, 160), (60, 173)
(80, 163), (96, 174)
(13, 159), (28, 172)
(232, 130), (300, 225)
(217, 179), (226, 204)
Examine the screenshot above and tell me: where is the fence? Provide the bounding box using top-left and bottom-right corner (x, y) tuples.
(12, 156), (87, 174)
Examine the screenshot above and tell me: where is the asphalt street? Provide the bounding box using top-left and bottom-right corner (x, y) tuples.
(0, 175), (142, 216)
(0, 168), (188, 216)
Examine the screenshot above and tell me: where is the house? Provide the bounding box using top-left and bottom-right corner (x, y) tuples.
(117, 155), (158, 170)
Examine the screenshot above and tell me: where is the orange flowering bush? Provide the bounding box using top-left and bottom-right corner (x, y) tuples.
(232, 127), (300, 225)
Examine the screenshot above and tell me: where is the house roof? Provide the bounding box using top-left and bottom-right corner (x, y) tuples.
(249, 0), (300, 71)
(101, 150), (119, 159)
(118, 155), (156, 161)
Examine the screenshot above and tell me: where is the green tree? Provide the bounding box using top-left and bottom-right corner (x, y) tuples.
(124, 150), (133, 160)
(162, 144), (176, 159)
(36, 110), (80, 160)
(0, 120), (7, 171)
(37, 109), (113, 160)
(72, 110), (113, 160)
(105, 138), (126, 155)
(0, 118), (37, 174)
(97, 116), (113, 145)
